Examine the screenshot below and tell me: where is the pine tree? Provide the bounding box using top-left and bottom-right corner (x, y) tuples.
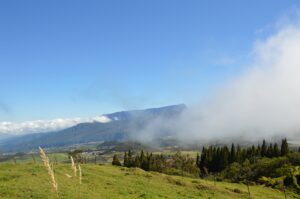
(230, 143), (236, 163)
(220, 146), (229, 170)
(257, 144), (261, 156)
(140, 150), (148, 170)
(273, 143), (280, 157)
(281, 138), (289, 156)
(266, 143), (273, 158)
(251, 145), (256, 156)
(236, 145), (242, 163)
(112, 155), (122, 166)
(199, 147), (207, 169)
(134, 156), (140, 167)
(147, 153), (153, 171)
(123, 152), (128, 167)
(128, 150), (133, 167)
(196, 153), (200, 167)
(261, 140), (267, 157)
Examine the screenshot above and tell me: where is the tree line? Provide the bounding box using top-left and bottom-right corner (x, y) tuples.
(113, 150), (199, 177)
(197, 139), (289, 174)
(112, 138), (300, 190)
(112, 138), (290, 178)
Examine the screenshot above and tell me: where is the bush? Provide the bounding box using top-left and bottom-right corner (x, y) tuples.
(251, 157), (289, 180)
(258, 176), (281, 187)
(222, 162), (242, 182)
(288, 153), (300, 166)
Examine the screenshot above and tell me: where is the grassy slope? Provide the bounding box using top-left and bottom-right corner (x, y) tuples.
(0, 163), (299, 199)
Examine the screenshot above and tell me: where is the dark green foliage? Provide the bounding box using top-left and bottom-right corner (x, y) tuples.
(222, 161), (252, 182)
(196, 153), (200, 167)
(251, 157), (289, 179)
(171, 152), (199, 176)
(261, 140), (267, 157)
(222, 156), (290, 183)
(230, 144), (236, 163)
(123, 152), (128, 167)
(273, 143), (280, 157)
(198, 139), (289, 174)
(123, 150), (138, 167)
(121, 150), (199, 177)
(197, 138), (300, 191)
(281, 138), (289, 156)
(288, 153), (300, 165)
(236, 145), (242, 163)
(284, 176), (294, 186)
(112, 155), (122, 166)
(118, 138), (297, 190)
(124, 150), (135, 167)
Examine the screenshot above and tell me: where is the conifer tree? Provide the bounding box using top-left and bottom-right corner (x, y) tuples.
(140, 150), (148, 170)
(273, 143), (280, 157)
(220, 146), (229, 170)
(281, 138), (289, 156)
(251, 145), (256, 156)
(230, 143), (236, 163)
(112, 155), (122, 166)
(127, 150), (133, 167)
(134, 156), (140, 167)
(199, 147), (208, 169)
(261, 140), (267, 157)
(123, 152), (128, 167)
(257, 144), (261, 156)
(196, 153), (200, 167)
(236, 145), (242, 163)
(266, 143), (273, 158)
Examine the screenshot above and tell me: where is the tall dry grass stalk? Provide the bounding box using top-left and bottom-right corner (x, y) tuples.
(78, 164), (82, 185)
(69, 157), (82, 198)
(39, 147), (58, 197)
(78, 164), (83, 199)
(70, 156), (77, 177)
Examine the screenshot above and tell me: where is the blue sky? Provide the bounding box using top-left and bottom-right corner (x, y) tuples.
(0, 0), (299, 122)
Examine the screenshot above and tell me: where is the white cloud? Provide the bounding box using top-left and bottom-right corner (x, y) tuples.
(0, 116), (111, 135)
(137, 21), (300, 143)
(178, 23), (300, 141)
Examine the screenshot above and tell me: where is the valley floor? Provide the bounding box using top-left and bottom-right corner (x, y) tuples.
(0, 163), (299, 199)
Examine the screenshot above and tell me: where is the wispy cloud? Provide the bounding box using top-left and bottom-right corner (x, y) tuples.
(180, 22), (300, 141)
(0, 116), (111, 135)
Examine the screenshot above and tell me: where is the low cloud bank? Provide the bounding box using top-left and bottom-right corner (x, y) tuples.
(138, 23), (300, 143)
(0, 116), (111, 135)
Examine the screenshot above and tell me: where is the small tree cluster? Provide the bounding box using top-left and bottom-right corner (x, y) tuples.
(123, 150), (167, 172)
(112, 155), (122, 166)
(121, 150), (199, 176)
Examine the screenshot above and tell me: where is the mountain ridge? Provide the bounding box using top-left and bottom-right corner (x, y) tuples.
(0, 104), (186, 152)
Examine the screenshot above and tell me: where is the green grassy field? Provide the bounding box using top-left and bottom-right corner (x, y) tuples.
(0, 163), (299, 199)
(0, 153), (70, 164)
